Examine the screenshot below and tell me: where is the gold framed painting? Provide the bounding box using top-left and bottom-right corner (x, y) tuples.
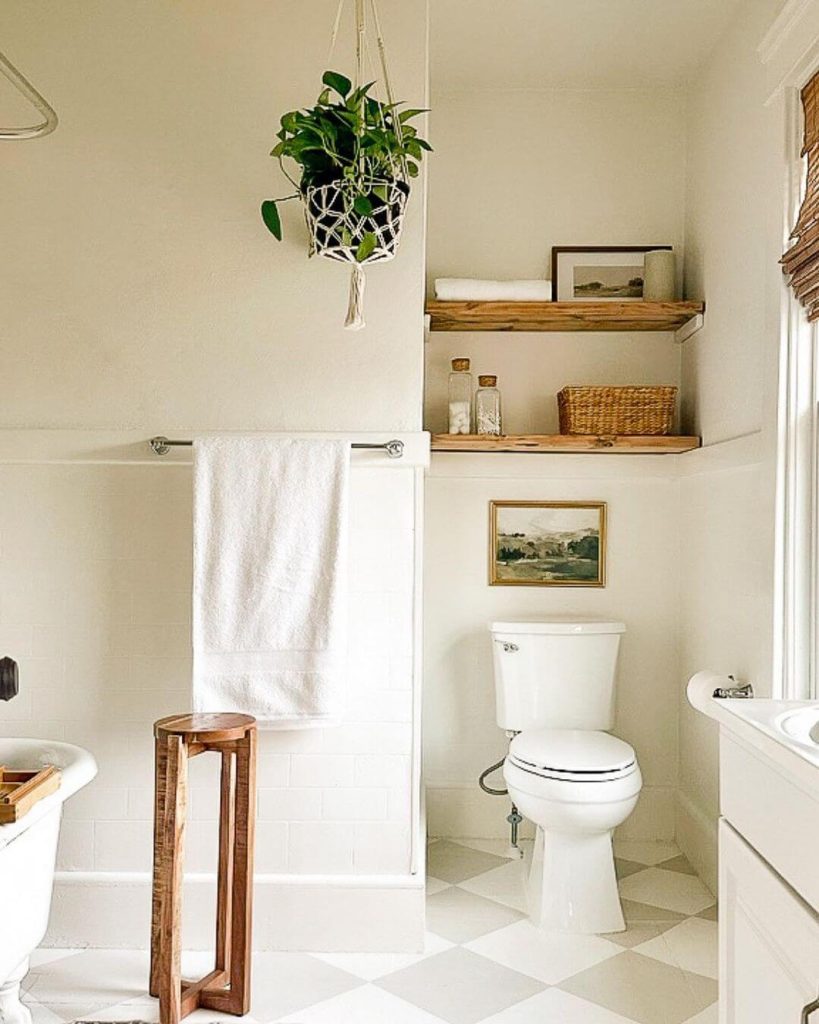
(489, 500), (607, 587)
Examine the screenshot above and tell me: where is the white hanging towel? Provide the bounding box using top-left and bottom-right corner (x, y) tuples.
(193, 437), (350, 728)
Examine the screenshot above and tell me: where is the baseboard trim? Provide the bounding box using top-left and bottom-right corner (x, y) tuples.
(47, 871), (425, 952)
(675, 790), (718, 894)
(426, 783), (675, 842)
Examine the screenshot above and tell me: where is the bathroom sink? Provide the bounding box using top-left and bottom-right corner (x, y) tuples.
(778, 707), (819, 748)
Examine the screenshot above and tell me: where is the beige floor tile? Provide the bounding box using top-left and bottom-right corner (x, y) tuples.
(658, 854), (697, 876)
(427, 841), (511, 883)
(613, 840), (680, 866)
(632, 918), (718, 980)
(559, 951), (717, 1024)
(312, 931), (453, 981)
(616, 857), (649, 880)
(377, 947), (545, 1024)
(457, 859), (528, 912)
(603, 921), (681, 949)
(465, 919), (622, 985)
(618, 868), (716, 916)
(278, 983), (451, 1023)
(681, 1003), (719, 1023)
(622, 898), (688, 925)
(478, 986), (642, 1023)
(427, 875), (452, 895)
(426, 887), (524, 943)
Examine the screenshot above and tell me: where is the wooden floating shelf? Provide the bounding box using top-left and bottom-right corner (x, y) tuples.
(431, 434), (701, 455)
(425, 299), (705, 335)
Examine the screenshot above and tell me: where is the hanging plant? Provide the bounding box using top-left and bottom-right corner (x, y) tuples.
(261, 67), (431, 329)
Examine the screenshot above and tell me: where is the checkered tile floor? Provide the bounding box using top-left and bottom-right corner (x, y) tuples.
(21, 838), (717, 1024)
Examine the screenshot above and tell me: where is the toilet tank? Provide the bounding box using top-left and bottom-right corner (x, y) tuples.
(490, 619), (625, 731)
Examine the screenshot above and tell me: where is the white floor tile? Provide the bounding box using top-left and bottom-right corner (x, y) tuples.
(28, 949), (87, 971)
(479, 987), (641, 1023)
(458, 860), (528, 913)
(25, 950), (149, 1005)
(312, 931), (453, 981)
(633, 918), (718, 980)
(276, 983), (451, 1023)
(465, 920), (622, 985)
(618, 867), (716, 916)
(613, 840), (680, 866)
(21, 1001), (66, 1024)
(426, 876), (452, 895)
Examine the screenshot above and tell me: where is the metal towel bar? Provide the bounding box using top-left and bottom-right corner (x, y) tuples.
(148, 436), (405, 459)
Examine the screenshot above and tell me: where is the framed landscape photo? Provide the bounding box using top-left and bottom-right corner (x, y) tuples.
(551, 246), (672, 301)
(489, 500), (607, 587)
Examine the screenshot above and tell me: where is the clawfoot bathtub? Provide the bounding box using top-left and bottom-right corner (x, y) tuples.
(0, 739), (97, 1024)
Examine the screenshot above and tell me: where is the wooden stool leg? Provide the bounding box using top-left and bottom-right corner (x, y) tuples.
(150, 736), (168, 997)
(227, 730), (256, 1014)
(215, 750), (235, 975)
(159, 734), (187, 1024)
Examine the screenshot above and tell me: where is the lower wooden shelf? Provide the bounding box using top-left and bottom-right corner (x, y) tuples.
(431, 434), (701, 454)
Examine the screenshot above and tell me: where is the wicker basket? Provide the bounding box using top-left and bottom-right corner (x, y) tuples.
(557, 385), (677, 436)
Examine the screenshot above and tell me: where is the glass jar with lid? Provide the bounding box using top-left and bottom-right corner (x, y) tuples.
(448, 358), (473, 434)
(475, 375), (502, 435)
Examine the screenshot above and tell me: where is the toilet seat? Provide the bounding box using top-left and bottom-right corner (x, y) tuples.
(508, 728), (637, 783)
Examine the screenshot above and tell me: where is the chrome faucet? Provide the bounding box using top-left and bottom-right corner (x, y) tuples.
(712, 675), (754, 700)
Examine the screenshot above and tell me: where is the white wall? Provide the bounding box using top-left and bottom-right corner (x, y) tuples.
(0, 438), (426, 950)
(422, 85), (688, 843)
(424, 454), (680, 841)
(676, 0), (785, 890)
(0, 0), (430, 951)
(0, 0), (427, 432)
(424, 87), (686, 434)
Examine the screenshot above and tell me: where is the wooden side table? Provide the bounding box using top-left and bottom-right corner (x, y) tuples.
(150, 713), (257, 1024)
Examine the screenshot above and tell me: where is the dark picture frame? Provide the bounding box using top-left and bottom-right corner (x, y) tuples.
(551, 246), (673, 302)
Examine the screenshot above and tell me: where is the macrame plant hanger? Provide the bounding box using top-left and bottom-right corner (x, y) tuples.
(319, 0), (408, 330)
(0, 49), (58, 140)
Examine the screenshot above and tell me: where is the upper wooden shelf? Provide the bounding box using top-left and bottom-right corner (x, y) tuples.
(425, 299), (705, 336)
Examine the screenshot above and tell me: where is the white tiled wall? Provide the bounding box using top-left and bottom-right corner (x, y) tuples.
(0, 460), (419, 880)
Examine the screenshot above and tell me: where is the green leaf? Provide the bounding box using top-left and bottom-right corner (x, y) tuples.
(280, 111), (298, 133)
(270, 141), (285, 158)
(355, 232), (377, 262)
(341, 227), (352, 247)
(322, 70), (352, 97)
(406, 160), (419, 178)
(373, 184), (389, 202)
(353, 194), (374, 216)
(399, 108), (428, 122)
(261, 200), (283, 240)
(318, 87), (331, 106)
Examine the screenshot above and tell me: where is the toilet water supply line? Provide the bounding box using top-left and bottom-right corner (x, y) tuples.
(478, 747), (524, 857)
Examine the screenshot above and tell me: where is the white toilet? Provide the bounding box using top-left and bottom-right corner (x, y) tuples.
(491, 618), (642, 934)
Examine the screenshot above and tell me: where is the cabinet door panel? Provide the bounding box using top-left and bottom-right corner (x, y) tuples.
(720, 820), (819, 1024)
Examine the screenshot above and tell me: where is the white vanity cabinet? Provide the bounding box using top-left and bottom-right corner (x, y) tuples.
(716, 711), (819, 1023)
(720, 820), (819, 1023)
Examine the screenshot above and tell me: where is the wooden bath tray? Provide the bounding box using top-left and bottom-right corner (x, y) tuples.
(0, 766), (61, 823)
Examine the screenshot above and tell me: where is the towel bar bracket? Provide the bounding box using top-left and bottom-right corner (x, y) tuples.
(148, 436), (405, 459)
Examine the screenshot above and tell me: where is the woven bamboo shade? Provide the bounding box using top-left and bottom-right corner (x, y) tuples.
(783, 72), (819, 320)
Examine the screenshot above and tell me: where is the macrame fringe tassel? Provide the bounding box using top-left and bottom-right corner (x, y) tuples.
(344, 263), (366, 330)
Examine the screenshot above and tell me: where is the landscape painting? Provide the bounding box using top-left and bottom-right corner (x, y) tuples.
(573, 265), (644, 299)
(489, 501), (606, 587)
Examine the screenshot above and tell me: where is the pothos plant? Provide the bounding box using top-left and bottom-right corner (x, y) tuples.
(261, 70), (431, 263)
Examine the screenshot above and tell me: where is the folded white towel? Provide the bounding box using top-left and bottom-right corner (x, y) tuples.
(434, 278), (552, 301)
(193, 437), (350, 729)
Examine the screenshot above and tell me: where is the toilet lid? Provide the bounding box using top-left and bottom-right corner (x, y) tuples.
(509, 729), (636, 779)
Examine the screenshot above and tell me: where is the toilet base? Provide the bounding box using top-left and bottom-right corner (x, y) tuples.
(528, 827), (625, 934)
